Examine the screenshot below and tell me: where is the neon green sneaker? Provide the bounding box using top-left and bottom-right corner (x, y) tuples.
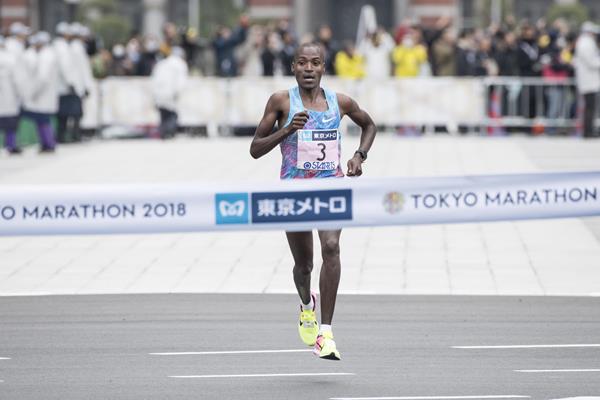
(298, 292), (319, 346)
(313, 331), (341, 361)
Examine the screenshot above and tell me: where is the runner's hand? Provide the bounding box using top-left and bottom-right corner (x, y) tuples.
(286, 111), (309, 134)
(347, 155), (363, 177)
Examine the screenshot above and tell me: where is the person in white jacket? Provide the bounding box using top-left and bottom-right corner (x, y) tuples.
(54, 22), (79, 143)
(21, 32), (59, 152)
(151, 47), (188, 139)
(68, 23), (94, 142)
(0, 36), (23, 154)
(5, 22), (31, 111)
(358, 27), (395, 79)
(574, 21), (600, 138)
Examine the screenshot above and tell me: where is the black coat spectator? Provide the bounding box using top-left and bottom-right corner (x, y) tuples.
(517, 25), (540, 76)
(261, 46), (276, 76)
(181, 28), (200, 68)
(213, 17), (249, 77)
(316, 25), (339, 75)
(516, 24), (541, 125)
(279, 31), (296, 76)
(456, 30), (477, 76)
(493, 31), (519, 76)
(472, 37), (498, 77)
(137, 54), (157, 76)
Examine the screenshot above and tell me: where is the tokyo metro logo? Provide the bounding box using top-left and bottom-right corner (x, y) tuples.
(215, 193), (249, 224)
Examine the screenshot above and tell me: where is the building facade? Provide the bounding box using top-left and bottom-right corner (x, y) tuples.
(2, 0), (600, 39)
(0, 0), (29, 31)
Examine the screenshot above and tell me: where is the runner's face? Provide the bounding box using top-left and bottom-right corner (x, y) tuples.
(293, 46), (324, 89)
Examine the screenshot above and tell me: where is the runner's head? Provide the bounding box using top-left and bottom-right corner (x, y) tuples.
(292, 42), (325, 90)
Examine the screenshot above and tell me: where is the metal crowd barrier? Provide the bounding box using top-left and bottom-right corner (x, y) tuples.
(482, 77), (581, 132)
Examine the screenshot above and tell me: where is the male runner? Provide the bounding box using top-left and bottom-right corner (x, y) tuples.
(250, 42), (376, 360)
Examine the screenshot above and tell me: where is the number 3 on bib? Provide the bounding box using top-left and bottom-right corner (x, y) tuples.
(297, 129), (340, 171)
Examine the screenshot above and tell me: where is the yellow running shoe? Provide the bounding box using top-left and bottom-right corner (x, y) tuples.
(298, 292), (319, 346)
(313, 331), (341, 361)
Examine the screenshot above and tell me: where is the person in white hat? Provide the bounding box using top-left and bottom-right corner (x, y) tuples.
(574, 21), (600, 138)
(21, 32), (60, 152)
(0, 36), (23, 154)
(54, 22), (79, 143)
(68, 23), (94, 142)
(151, 46), (188, 139)
(5, 22), (30, 58)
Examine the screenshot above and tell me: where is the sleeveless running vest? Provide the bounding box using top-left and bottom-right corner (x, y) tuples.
(279, 86), (344, 179)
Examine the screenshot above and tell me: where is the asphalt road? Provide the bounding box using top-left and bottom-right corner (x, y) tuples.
(0, 294), (599, 400)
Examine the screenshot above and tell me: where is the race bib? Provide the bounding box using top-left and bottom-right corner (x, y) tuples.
(296, 129), (340, 171)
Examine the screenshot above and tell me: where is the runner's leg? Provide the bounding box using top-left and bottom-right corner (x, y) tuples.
(318, 229), (341, 325)
(286, 231), (313, 305)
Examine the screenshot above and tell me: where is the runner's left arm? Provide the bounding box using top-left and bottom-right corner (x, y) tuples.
(338, 94), (377, 176)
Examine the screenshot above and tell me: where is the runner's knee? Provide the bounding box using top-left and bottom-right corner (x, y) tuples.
(294, 260), (313, 274)
(321, 238), (340, 260)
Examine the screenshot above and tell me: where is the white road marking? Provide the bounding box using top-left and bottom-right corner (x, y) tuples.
(515, 369), (600, 373)
(170, 372), (355, 379)
(0, 358), (11, 360)
(330, 396), (531, 400)
(550, 397), (600, 400)
(150, 349), (312, 356)
(453, 344), (600, 349)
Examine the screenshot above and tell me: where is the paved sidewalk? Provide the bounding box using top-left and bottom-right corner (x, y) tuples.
(1, 135), (599, 296)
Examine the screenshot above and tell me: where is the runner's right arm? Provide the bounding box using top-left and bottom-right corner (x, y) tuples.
(250, 92), (308, 159)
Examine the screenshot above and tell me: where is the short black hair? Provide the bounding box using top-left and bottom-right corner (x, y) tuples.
(293, 42), (324, 62)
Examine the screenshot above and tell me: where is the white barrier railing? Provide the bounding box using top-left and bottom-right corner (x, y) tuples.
(1, 172), (599, 236)
(81, 76), (591, 133)
(82, 77), (486, 131)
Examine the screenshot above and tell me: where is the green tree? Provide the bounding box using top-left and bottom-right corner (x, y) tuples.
(474, 0), (514, 28)
(198, 0), (243, 37)
(78, 0), (131, 48)
(546, 2), (589, 28)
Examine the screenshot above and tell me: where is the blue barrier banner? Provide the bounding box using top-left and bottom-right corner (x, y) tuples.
(1, 171), (599, 236)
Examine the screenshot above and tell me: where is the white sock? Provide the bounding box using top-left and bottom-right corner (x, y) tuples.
(319, 324), (332, 335)
(301, 296), (314, 311)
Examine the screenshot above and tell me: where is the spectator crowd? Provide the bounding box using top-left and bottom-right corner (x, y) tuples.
(90, 15), (585, 80)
